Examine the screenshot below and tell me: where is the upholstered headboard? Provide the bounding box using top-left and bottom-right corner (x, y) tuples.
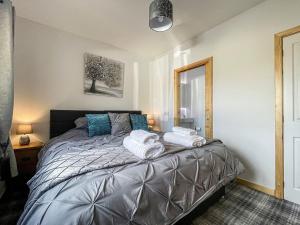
(50, 110), (142, 139)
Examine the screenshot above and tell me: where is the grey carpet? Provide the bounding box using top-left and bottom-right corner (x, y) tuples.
(193, 184), (300, 225)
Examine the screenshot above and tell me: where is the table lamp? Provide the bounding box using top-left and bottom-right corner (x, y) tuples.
(17, 124), (33, 145)
(147, 115), (155, 129)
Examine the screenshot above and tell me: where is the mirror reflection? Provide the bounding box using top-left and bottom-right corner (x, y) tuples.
(179, 66), (205, 136)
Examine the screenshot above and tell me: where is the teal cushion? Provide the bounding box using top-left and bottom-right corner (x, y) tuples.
(130, 114), (149, 131)
(86, 114), (111, 137)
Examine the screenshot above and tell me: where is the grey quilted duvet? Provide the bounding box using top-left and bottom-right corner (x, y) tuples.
(17, 129), (244, 225)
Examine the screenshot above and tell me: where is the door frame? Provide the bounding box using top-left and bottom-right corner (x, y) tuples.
(275, 25), (300, 199)
(174, 57), (213, 139)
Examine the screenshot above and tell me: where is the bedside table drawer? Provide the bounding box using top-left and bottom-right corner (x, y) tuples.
(15, 150), (39, 175)
(13, 142), (44, 178)
(15, 150), (38, 161)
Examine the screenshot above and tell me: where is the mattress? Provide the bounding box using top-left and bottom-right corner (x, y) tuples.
(18, 128), (244, 225)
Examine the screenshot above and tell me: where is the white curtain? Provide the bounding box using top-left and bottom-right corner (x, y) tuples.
(149, 54), (174, 131)
(0, 0), (18, 196)
(149, 50), (205, 133)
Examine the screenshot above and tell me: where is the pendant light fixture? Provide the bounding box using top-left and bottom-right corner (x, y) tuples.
(149, 0), (173, 32)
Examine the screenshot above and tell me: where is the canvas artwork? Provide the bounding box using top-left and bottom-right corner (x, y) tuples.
(84, 53), (124, 98)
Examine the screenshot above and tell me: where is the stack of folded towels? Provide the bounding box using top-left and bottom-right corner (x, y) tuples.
(163, 127), (206, 147)
(123, 130), (165, 159)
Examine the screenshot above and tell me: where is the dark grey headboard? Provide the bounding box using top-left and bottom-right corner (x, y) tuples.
(50, 110), (142, 139)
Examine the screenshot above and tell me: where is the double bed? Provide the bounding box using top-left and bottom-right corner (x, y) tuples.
(17, 110), (244, 225)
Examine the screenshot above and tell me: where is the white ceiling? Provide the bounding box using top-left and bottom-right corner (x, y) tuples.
(12, 0), (266, 58)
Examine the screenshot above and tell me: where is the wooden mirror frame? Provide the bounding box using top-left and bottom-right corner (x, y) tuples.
(174, 57), (213, 139)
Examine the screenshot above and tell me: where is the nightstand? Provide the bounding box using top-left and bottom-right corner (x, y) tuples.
(13, 141), (44, 179)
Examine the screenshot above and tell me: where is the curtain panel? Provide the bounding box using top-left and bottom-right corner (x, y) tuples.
(0, 0), (18, 196)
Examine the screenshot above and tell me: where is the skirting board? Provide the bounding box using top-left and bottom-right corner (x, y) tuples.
(237, 178), (275, 196)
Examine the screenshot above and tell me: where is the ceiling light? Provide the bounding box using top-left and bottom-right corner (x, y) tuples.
(149, 0), (173, 32)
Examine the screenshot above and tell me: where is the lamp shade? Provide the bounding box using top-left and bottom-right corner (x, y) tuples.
(17, 124), (33, 135)
(149, 0), (173, 32)
(148, 119), (155, 126)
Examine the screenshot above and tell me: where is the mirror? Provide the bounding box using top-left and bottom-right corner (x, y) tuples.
(174, 58), (213, 139)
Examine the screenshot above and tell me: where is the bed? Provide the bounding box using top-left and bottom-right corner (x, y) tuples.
(17, 110), (244, 225)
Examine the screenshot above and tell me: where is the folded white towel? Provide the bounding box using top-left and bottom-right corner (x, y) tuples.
(130, 130), (159, 144)
(123, 136), (165, 159)
(163, 132), (206, 148)
(183, 135), (206, 142)
(172, 127), (197, 136)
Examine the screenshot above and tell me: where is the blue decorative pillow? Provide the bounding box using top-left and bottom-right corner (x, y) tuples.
(86, 114), (111, 137)
(130, 114), (149, 131)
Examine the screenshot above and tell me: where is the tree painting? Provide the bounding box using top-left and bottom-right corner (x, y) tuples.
(84, 53), (124, 98)
(105, 62), (122, 88)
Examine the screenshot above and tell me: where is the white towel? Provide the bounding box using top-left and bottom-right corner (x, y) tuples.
(172, 127), (197, 136)
(163, 132), (206, 148)
(130, 130), (159, 144)
(123, 136), (165, 159)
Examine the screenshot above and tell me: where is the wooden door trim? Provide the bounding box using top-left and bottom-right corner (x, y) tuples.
(174, 57), (213, 139)
(275, 25), (300, 199)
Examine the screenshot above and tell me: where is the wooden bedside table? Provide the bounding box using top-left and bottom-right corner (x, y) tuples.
(13, 141), (44, 178)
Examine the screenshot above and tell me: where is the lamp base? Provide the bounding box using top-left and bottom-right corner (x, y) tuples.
(19, 135), (30, 146)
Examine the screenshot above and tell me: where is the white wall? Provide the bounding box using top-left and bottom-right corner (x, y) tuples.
(148, 0), (300, 189)
(12, 17), (150, 143)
